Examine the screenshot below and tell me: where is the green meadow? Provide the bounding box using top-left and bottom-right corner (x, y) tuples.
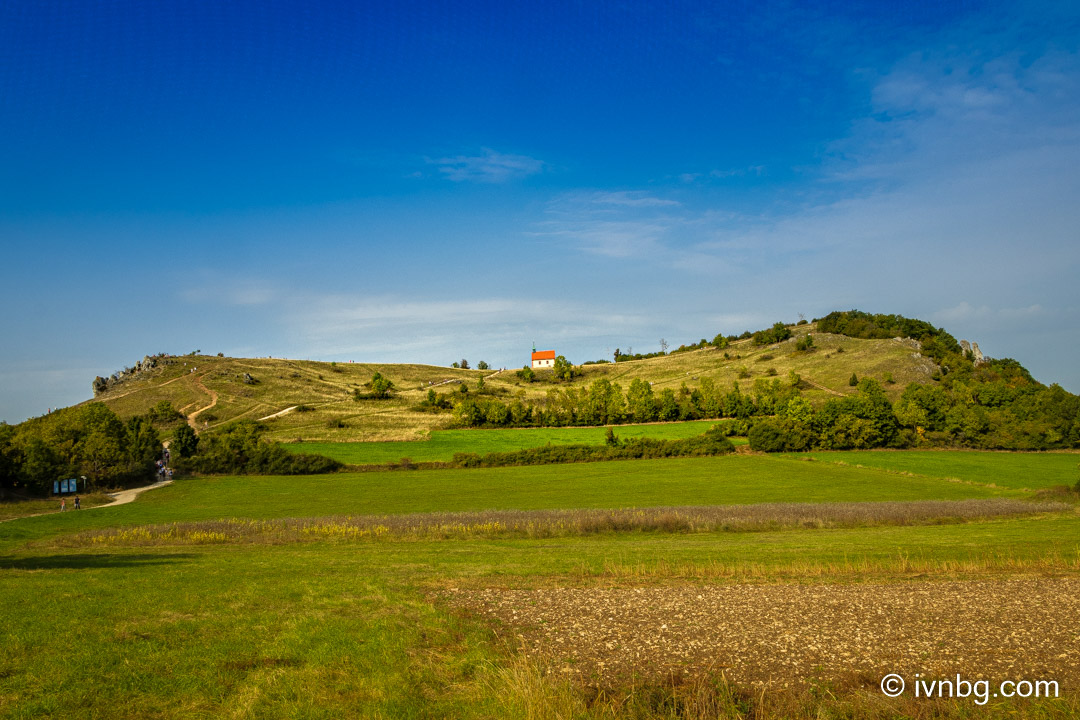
(2, 449), (1078, 719)
(798, 449), (1080, 491)
(287, 420), (742, 464)
(0, 454), (1023, 551)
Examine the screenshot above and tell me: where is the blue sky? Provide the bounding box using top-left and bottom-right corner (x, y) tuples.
(2, 0), (1079, 422)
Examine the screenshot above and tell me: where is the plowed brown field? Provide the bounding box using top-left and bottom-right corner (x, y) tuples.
(448, 578), (1080, 691)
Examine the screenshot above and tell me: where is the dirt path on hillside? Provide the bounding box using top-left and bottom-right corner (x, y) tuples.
(186, 375), (218, 432)
(803, 376), (846, 396)
(448, 578), (1080, 689)
(101, 372), (191, 403)
(258, 405), (298, 421)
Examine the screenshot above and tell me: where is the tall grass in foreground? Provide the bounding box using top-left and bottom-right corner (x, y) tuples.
(493, 656), (1080, 719)
(595, 549), (1080, 581)
(57, 498), (1070, 547)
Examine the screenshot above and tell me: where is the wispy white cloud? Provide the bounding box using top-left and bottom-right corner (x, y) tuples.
(280, 294), (653, 363)
(933, 302), (1046, 327)
(532, 220), (672, 259)
(180, 277), (279, 307)
(428, 148), (545, 183)
(531, 190), (685, 258)
(673, 166), (766, 183)
(579, 191), (681, 208)
(709, 166), (765, 179)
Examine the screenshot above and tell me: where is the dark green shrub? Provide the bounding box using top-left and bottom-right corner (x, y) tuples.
(172, 425), (199, 458)
(752, 322), (792, 346)
(175, 421), (341, 475)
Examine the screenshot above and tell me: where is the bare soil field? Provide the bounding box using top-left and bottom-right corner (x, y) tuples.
(448, 578), (1080, 691)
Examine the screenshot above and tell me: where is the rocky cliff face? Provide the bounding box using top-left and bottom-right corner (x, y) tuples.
(92, 354), (172, 396)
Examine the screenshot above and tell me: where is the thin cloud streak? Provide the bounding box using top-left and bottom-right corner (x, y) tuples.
(428, 148), (545, 183)
(280, 294), (653, 362)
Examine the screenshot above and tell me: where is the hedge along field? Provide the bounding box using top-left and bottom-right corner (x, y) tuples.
(798, 450), (1080, 490)
(285, 419), (741, 465)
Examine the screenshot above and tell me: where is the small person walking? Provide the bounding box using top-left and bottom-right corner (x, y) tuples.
(60, 497), (67, 512)
(74, 495), (81, 510)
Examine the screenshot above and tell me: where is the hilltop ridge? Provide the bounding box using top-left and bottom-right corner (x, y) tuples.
(87, 320), (951, 442)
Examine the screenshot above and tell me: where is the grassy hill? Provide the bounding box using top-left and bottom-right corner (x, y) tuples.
(88, 323), (941, 442)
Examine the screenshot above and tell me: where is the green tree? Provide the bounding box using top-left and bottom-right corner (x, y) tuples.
(172, 425), (199, 458)
(20, 438), (67, 494)
(753, 322), (792, 346)
(125, 416), (161, 471)
(658, 388), (679, 421)
(552, 355), (575, 381)
(476, 360), (489, 370)
(0, 424), (19, 496)
(370, 372), (394, 398)
(848, 372), (859, 387)
(895, 383), (949, 431)
(582, 378), (626, 425)
(785, 396), (814, 424)
(626, 379), (656, 421)
(148, 400), (183, 425)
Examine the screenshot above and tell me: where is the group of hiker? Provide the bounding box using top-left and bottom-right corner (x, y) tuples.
(156, 446), (173, 480)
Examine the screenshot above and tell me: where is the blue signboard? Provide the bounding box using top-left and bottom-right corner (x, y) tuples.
(54, 480), (59, 494)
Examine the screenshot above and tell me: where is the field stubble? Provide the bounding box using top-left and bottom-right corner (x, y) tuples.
(448, 578), (1080, 692)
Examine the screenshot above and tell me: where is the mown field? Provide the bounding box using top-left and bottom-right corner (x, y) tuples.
(2, 450), (1079, 719)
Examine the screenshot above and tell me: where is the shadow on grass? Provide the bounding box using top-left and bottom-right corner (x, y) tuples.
(0, 553), (197, 571)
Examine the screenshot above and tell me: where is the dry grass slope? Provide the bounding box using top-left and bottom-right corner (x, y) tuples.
(91, 324), (940, 442)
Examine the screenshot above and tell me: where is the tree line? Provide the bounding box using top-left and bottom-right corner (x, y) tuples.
(0, 403), (167, 497)
(0, 401), (343, 496)
(452, 365), (1080, 452)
